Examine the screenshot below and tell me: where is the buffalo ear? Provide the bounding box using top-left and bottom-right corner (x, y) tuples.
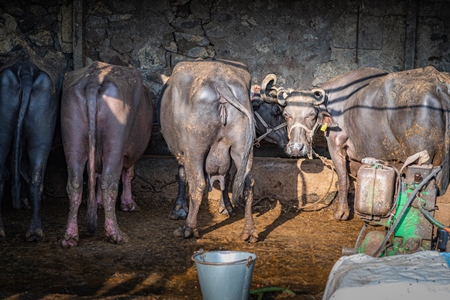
(319, 111), (334, 133)
(251, 98), (262, 110)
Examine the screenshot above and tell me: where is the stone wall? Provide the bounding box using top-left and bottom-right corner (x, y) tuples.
(0, 0), (71, 68)
(1, 0), (449, 97)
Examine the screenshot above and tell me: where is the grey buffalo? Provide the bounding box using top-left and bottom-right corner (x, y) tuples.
(261, 66), (450, 220)
(0, 47), (64, 242)
(60, 56), (153, 247)
(164, 83), (288, 220)
(159, 59), (258, 242)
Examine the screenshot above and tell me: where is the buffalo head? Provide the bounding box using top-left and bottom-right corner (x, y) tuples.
(260, 74), (328, 158)
(250, 85), (288, 149)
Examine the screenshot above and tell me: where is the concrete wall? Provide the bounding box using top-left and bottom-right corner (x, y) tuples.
(133, 156), (338, 207)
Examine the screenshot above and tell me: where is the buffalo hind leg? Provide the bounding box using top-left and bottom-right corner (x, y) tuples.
(120, 165), (139, 212)
(240, 173), (258, 243)
(173, 163), (203, 238)
(169, 164), (189, 220)
(330, 151), (350, 220)
(102, 177), (128, 244)
(61, 167), (84, 248)
(96, 175), (103, 209)
(217, 173), (234, 216)
(25, 166), (46, 242)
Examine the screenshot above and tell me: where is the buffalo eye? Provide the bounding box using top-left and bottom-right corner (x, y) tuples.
(272, 105), (282, 115)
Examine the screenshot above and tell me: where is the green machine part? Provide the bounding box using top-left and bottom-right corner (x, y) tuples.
(388, 178), (435, 255)
(356, 164), (437, 257)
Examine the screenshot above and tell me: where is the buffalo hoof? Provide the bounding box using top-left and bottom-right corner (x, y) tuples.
(333, 208), (350, 221)
(173, 225), (199, 239)
(107, 232), (128, 244)
(0, 229), (5, 243)
(21, 197), (31, 210)
(121, 201), (139, 212)
(241, 231), (258, 243)
(218, 205), (235, 216)
(60, 234), (79, 248)
(225, 205), (235, 216)
(169, 206), (188, 220)
(26, 228), (44, 242)
(218, 206), (229, 215)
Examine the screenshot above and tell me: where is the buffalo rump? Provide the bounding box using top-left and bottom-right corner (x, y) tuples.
(159, 59), (258, 242)
(60, 56), (153, 247)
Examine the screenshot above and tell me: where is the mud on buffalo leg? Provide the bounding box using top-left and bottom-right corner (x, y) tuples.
(230, 147), (258, 242)
(329, 149), (350, 220)
(61, 165), (85, 247)
(24, 163), (46, 242)
(174, 159), (204, 238)
(218, 173), (233, 216)
(169, 164), (188, 220)
(101, 171), (128, 244)
(120, 165), (139, 212)
(241, 173), (258, 242)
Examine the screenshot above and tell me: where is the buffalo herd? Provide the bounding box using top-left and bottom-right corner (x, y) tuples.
(1, 46), (450, 247)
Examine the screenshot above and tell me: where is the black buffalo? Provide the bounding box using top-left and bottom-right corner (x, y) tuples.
(261, 66), (450, 220)
(60, 56), (153, 247)
(251, 84), (288, 149)
(0, 47), (64, 241)
(159, 59), (258, 242)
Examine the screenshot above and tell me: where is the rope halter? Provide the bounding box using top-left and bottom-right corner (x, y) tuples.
(253, 111), (287, 147)
(287, 112), (324, 159)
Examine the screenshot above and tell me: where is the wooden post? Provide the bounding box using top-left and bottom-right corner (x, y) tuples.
(73, 0), (83, 69)
(405, 0), (417, 70)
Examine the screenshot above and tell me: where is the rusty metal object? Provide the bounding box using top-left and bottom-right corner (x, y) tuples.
(354, 164), (396, 221)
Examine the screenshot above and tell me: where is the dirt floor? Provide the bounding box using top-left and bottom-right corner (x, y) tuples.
(0, 157), (368, 300)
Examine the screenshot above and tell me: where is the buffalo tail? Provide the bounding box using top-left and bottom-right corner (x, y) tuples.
(86, 82), (98, 234)
(216, 82), (255, 205)
(12, 64), (32, 209)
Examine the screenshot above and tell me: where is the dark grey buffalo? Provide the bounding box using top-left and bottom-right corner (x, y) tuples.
(60, 56), (153, 247)
(261, 66), (450, 220)
(251, 84), (288, 149)
(159, 59), (258, 242)
(0, 47), (64, 242)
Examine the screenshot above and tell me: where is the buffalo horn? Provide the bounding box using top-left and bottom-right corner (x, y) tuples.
(260, 74), (277, 103)
(311, 88), (326, 105)
(276, 89), (290, 106)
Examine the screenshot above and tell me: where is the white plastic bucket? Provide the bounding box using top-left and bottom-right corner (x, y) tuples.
(192, 249), (257, 300)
